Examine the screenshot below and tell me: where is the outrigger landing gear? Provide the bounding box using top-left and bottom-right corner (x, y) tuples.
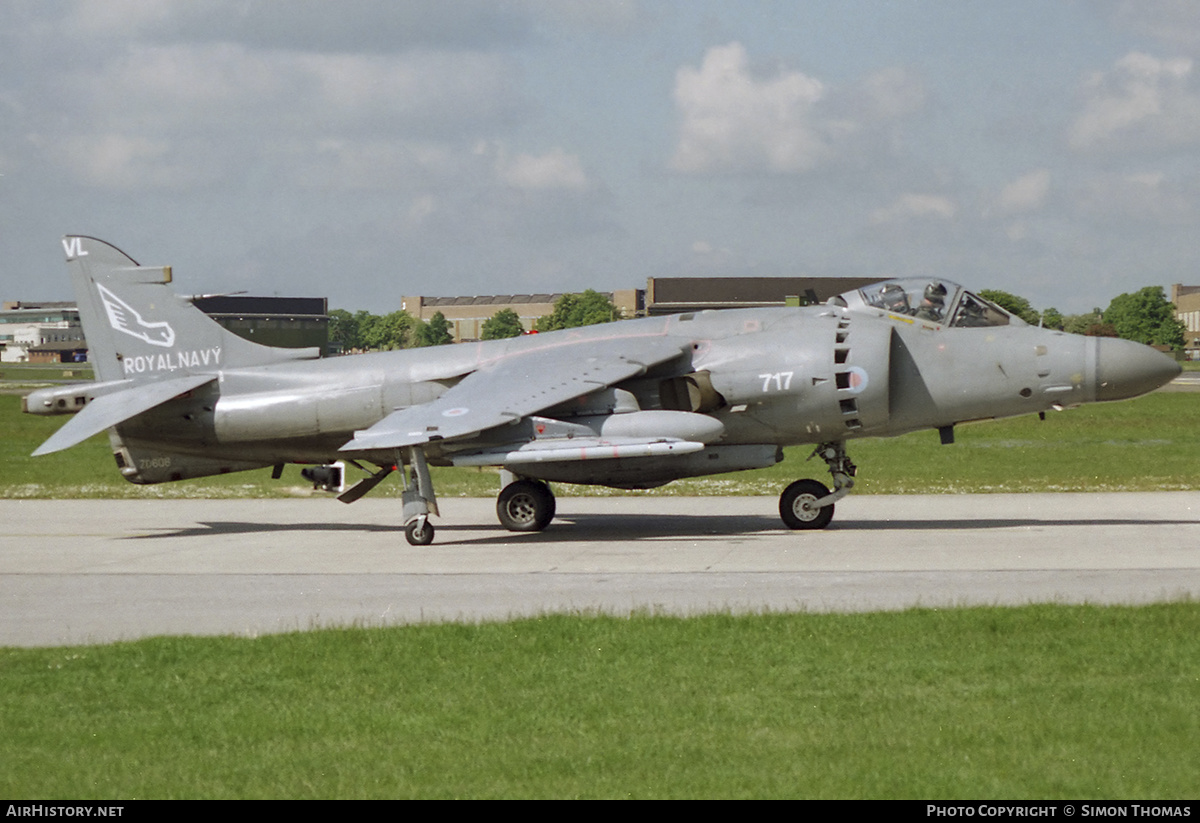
(405, 517), (434, 546)
(779, 441), (856, 531)
(400, 447), (439, 546)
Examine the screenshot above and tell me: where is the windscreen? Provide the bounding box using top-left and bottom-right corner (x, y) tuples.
(950, 292), (1012, 327)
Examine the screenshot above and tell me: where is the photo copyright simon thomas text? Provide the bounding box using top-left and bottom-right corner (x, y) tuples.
(926, 806), (1193, 818)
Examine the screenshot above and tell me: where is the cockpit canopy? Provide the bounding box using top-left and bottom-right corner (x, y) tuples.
(844, 279), (1020, 328)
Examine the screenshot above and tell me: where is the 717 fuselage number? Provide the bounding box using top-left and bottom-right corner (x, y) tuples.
(759, 371), (794, 392)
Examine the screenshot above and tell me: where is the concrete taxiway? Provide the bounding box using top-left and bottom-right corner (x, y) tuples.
(2, 493), (1198, 646)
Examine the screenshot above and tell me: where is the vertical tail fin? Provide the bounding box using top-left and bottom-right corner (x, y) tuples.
(63, 236), (319, 382)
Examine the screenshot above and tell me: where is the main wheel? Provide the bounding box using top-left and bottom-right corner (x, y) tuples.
(497, 480), (556, 532)
(780, 479), (834, 530)
(405, 519), (435, 545)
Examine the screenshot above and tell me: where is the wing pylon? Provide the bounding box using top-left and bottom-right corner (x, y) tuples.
(339, 336), (686, 453)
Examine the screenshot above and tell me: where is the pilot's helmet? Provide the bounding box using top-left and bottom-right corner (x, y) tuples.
(924, 282), (947, 302)
(880, 283), (907, 308)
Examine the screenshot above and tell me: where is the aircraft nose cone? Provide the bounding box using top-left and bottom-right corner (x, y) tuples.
(1094, 337), (1182, 401)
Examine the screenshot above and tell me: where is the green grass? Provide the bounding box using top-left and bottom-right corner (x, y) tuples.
(2, 604), (1198, 799)
(5, 386), (1198, 798)
(0, 363), (93, 383)
(2, 391), (1197, 498)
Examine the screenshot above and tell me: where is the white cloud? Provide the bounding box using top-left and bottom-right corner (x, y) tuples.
(528, 0), (642, 33)
(69, 42), (522, 137)
(1107, 0), (1200, 55)
(670, 42), (829, 174)
(292, 139), (462, 190)
(1075, 170), (1194, 224)
(687, 239), (733, 270)
(870, 194), (957, 225)
(669, 42), (924, 176)
(856, 66), (927, 123)
(38, 40), (526, 191)
(65, 0), (646, 53)
(406, 194), (437, 226)
(496, 147), (590, 191)
(68, 0), (539, 52)
(70, 0), (178, 36)
(997, 169), (1051, 214)
(1070, 51), (1200, 151)
(55, 133), (201, 190)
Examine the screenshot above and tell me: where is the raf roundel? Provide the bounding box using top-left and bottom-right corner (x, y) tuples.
(845, 366), (869, 394)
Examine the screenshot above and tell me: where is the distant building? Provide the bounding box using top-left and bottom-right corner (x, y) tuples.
(26, 340), (89, 364)
(0, 302), (84, 363)
(643, 277), (880, 315)
(190, 295), (330, 352)
(1171, 284), (1200, 360)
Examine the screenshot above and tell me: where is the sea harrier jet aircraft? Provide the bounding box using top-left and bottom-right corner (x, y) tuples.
(26, 237), (1181, 544)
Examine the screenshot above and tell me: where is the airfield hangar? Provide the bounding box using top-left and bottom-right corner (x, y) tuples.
(189, 295), (330, 351)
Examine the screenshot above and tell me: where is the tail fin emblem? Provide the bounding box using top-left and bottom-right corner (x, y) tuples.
(62, 237), (89, 259)
(97, 283), (176, 348)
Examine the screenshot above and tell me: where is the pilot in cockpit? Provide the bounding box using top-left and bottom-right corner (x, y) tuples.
(915, 282), (948, 322)
(879, 283), (910, 314)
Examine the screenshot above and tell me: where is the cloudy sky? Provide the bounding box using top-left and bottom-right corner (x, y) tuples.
(3, 0), (1200, 315)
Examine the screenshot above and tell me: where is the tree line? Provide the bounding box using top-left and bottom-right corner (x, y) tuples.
(327, 309), (452, 352)
(328, 289), (620, 352)
(329, 285), (1187, 353)
(980, 286), (1186, 349)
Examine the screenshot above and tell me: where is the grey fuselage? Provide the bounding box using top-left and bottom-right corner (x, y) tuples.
(102, 293), (1166, 488)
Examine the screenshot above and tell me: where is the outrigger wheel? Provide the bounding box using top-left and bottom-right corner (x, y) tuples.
(405, 517), (435, 546)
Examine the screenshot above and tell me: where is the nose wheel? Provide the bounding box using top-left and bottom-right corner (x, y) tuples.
(779, 441), (856, 531)
(780, 479), (835, 530)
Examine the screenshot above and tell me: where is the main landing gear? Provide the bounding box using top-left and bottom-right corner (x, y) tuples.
(496, 474), (556, 533)
(779, 441), (856, 531)
(398, 456), (557, 545)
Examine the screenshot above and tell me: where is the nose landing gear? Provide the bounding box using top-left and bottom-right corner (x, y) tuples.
(779, 441), (856, 531)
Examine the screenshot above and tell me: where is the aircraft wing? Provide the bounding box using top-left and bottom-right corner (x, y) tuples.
(340, 335), (686, 453)
(32, 373), (216, 456)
